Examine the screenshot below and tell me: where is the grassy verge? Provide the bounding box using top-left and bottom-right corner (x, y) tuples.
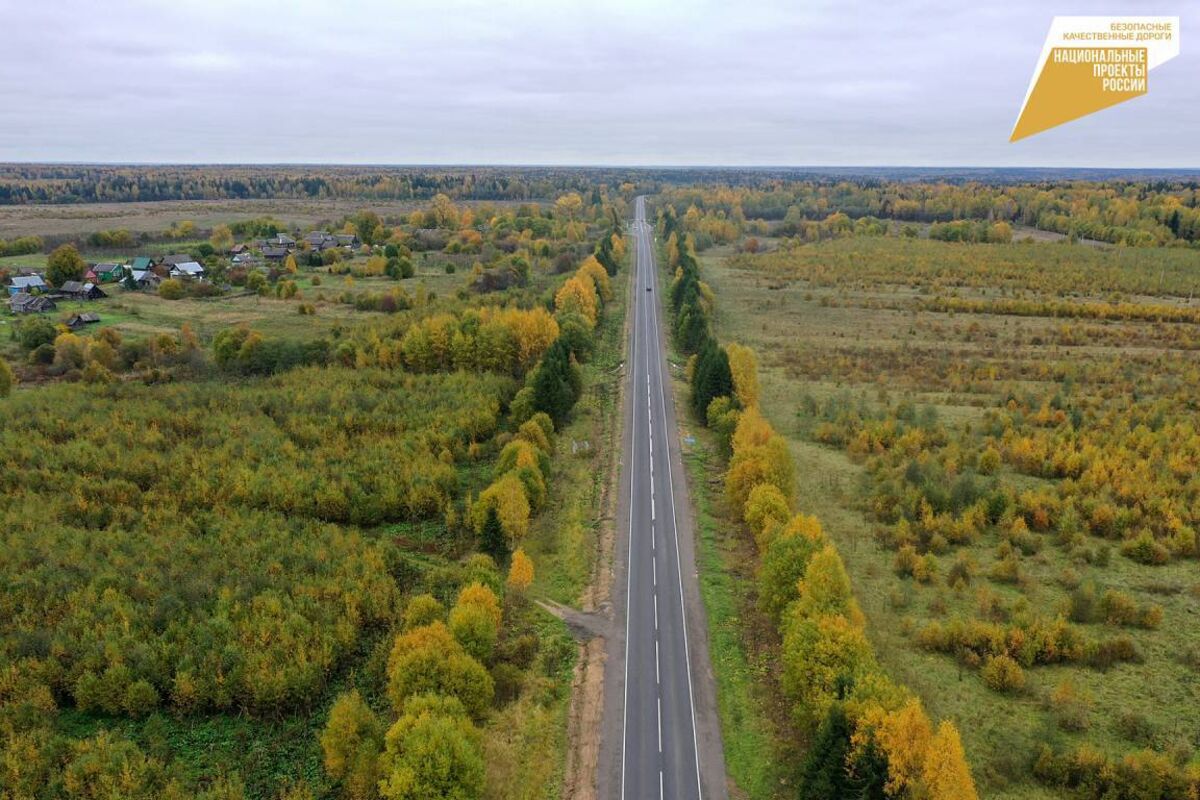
(657, 242), (792, 800)
(681, 437), (791, 799)
(481, 258), (631, 799)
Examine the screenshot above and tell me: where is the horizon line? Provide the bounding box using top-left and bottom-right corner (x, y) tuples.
(2, 161), (1200, 173)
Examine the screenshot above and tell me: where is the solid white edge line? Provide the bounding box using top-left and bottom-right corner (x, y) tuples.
(618, 202), (641, 800)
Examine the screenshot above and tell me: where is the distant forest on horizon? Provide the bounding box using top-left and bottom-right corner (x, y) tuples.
(2, 163), (1200, 206)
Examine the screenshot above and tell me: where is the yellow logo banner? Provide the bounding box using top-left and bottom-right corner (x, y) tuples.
(1012, 17), (1180, 142)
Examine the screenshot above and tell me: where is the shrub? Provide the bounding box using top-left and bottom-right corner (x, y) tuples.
(403, 594), (444, 631)
(448, 583), (502, 662)
(1121, 531), (1170, 565)
(377, 695), (484, 800)
(320, 690), (383, 798)
(1049, 680), (1091, 732)
(894, 544), (919, 578)
(1114, 710), (1156, 746)
(1086, 636), (1141, 670)
(1099, 589), (1137, 626)
(981, 654), (1024, 692)
(946, 552), (975, 588)
(977, 446), (1001, 475)
(386, 622), (494, 719)
(0, 358), (14, 398)
(17, 316), (58, 350)
(158, 279), (184, 300)
(1068, 581), (1100, 623)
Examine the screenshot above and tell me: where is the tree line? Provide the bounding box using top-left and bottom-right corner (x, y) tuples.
(659, 205), (979, 799)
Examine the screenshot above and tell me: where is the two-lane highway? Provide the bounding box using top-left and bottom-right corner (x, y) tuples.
(607, 196), (727, 800)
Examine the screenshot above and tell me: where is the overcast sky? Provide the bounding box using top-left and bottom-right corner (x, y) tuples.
(0, 0), (1195, 167)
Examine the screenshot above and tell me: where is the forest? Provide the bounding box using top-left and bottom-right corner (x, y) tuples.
(659, 179), (1200, 247)
(0, 187), (627, 799)
(659, 183), (1200, 799)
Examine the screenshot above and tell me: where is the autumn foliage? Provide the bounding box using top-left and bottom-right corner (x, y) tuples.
(665, 230), (978, 799)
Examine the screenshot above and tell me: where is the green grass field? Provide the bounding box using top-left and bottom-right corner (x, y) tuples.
(700, 237), (1200, 798)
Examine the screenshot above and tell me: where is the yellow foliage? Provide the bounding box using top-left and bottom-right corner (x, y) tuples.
(456, 582), (501, 629)
(794, 545), (865, 627)
(923, 721), (978, 800)
(743, 483), (791, 550)
(555, 275), (599, 327)
(731, 406), (774, 453)
(860, 698), (933, 797)
(507, 549), (534, 593)
(726, 435), (796, 515)
(577, 256), (612, 302)
(472, 473), (531, 545)
(725, 343), (760, 408)
(779, 513), (825, 543)
(610, 233), (626, 261)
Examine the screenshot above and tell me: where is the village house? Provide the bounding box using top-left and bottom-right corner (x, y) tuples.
(128, 270), (162, 290)
(160, 254), (195, 267)
(92, 263), (126, 282)
(266, 233), (296, 249)
(130, 256), (155, 273)
(8, 274), (48, 295)
(57, 281), (107, 300)
(8, 293), (56, 314)
(304, 231), (339, 251)
(66, 312), (100, 330)
(168, 261), (206, 280)
(262, 246), (290, 262)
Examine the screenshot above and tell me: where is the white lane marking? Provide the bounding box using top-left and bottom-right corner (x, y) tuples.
(645, 204), (706, 800)
(655, 637), (661, 681)
(652, 554), (656, 587)
(657, 695), (663, 753)
(654, 594), (659, 630)
(660, 770), (664, 800)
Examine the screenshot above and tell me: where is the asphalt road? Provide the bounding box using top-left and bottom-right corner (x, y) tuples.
(606, 196), (727, 800)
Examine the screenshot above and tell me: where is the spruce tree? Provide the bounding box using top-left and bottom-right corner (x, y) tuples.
(691, 340), (732, 419)
(676, 306), (709, 354)
(480, 507), (509, 561)
(796, 704), (853, 798)
(532, 339), (576, 425)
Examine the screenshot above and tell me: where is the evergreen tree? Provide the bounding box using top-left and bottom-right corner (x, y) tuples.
(797, 704), (854, 798)
(676, 306), (709, 354)
(479, 507), (509, 561)
(691, 340), (733, 419)
(531, 339), (578, 425)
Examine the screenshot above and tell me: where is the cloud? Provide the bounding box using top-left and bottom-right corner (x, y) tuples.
(0, 0), (1195, 166)
(167, 51), (239, 72)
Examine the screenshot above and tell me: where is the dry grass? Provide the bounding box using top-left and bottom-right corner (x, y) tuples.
(701, 239), (1200, 799)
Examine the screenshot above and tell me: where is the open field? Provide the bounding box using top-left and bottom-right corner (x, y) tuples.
(0, 198), (435, 240)
(701, 236), (1200, 797)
